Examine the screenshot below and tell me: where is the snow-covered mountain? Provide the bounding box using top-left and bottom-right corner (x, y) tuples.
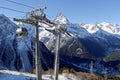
(0, 14), (120, 75)
(38, 14), (120, 74)
(0, 14), (55, 72)
(38, 13), (120, 57)
(80, 22), (120, 34)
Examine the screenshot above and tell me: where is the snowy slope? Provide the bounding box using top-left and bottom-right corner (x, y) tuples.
(0, 70), (79, 80)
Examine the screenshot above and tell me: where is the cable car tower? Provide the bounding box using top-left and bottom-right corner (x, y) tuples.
(14, 7), (48, 80)
(90, 61), (93, 75)
(14, 7), (71, 80)
(44, 21), (72, 80)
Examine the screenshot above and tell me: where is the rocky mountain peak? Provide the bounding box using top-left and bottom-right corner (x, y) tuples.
(55, 13), (69, 24)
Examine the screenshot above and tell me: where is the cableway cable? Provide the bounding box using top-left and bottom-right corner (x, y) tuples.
(5, 0), (35, 9)
(0, 6), (27, 14)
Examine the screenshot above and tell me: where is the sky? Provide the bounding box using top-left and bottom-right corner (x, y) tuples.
(0, 0), (120, 24)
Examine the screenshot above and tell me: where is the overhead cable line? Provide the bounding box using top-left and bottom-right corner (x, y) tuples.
(5, 0), (35, 9)
(8, 17), (24, 20)
(0, 6), (27, 14)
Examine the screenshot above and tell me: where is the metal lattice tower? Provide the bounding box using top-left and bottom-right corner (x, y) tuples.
(14, 7), (71, 80)
(90, 61), (93, 74)
(14, 7), (48, 80)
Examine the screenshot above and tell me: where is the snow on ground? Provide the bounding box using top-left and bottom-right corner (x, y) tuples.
(0, 70), (79, 80)
(0, 73), (34, 80)
(0, 70), (35, 80)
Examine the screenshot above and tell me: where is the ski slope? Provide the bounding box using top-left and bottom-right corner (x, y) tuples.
(0, 70), (79, 80)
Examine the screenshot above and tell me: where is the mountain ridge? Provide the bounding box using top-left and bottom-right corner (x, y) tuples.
(0, 14), (120, 74)
(39, 13), (120, 57)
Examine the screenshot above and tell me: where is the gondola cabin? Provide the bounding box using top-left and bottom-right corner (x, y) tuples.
(16, 27), (28, 38)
